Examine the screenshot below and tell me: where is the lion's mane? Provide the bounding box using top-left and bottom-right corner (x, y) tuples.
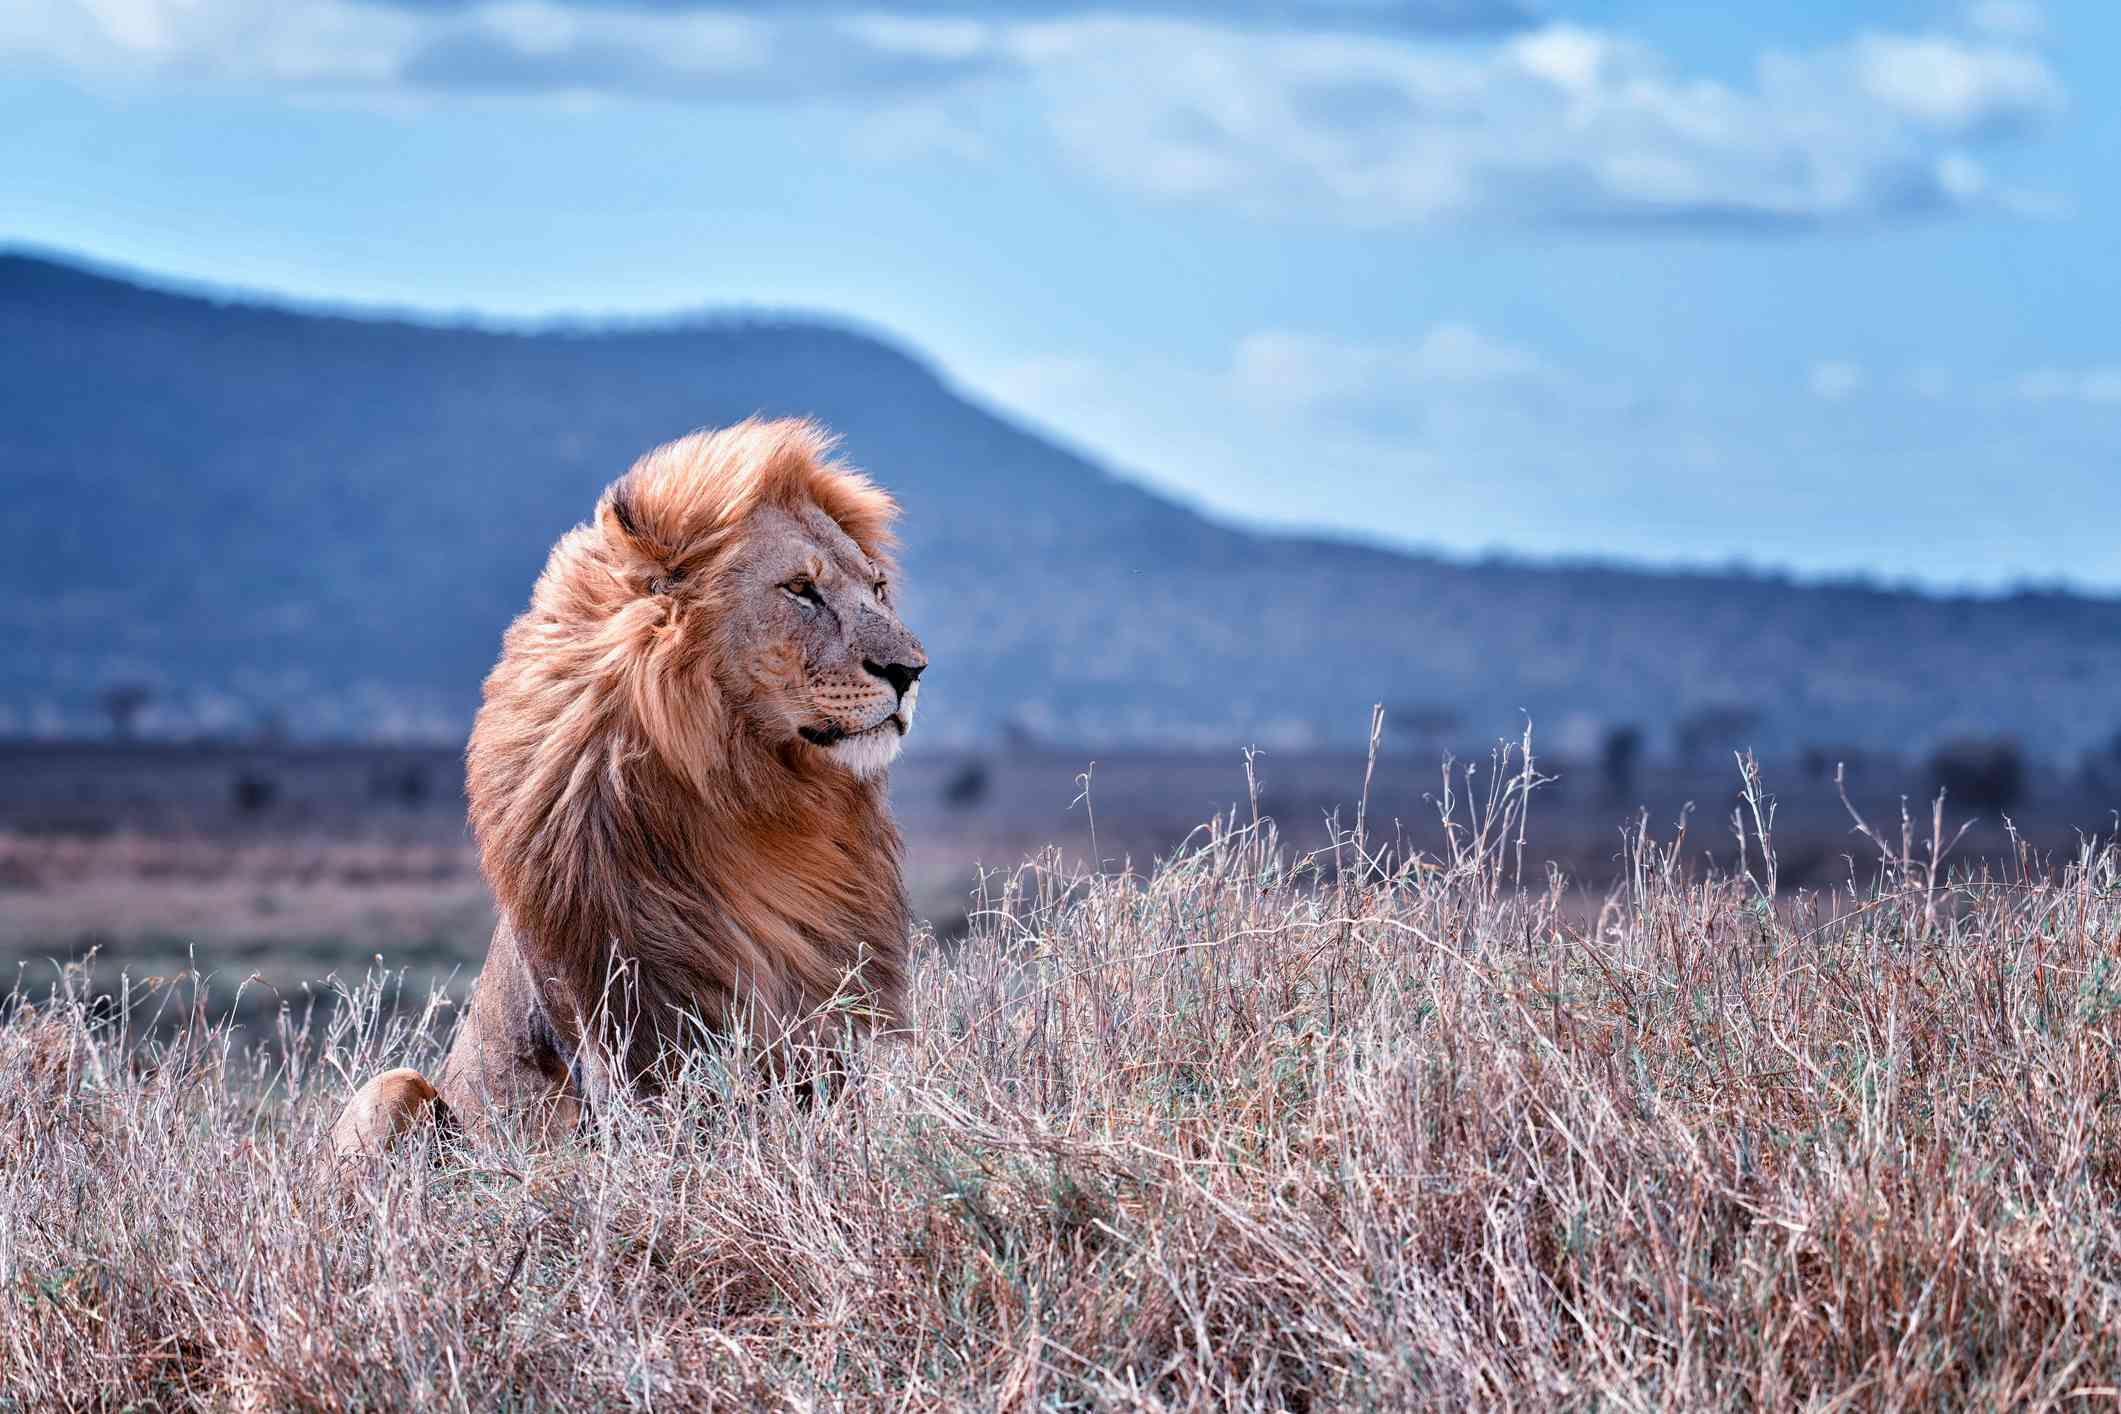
(464, 418), (911, 1087)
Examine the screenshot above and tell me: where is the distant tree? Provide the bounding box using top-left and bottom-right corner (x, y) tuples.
(941, 760), (991, 811)
(370, 764), (429, 807)
(231, 772), (279, 814)
(1389, 702), (1462, 754)
(99, 682), (153, 741)
(1801, 745), (1872, 783)
(1675, 705), (1763, 769)
(1928, 738), (2025, 813)
(2083, 732), (2121, 795)
(1601, 725), (1642, 799)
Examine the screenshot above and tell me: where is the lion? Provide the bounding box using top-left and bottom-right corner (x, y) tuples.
(332, 418), (926, 1155)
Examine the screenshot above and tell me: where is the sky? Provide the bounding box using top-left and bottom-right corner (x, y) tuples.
(3, 0), (2117, 591)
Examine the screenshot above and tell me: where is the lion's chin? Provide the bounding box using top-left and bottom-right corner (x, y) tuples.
(823, 724), (906, 779)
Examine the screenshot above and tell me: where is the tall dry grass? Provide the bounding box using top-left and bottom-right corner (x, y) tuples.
(4, 742), (2121, 1409)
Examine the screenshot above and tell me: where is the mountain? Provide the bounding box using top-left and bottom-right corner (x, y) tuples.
(3, 250), (2118, 762)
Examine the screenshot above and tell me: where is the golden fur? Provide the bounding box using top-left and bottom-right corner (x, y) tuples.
(335, 418), (926, 1152)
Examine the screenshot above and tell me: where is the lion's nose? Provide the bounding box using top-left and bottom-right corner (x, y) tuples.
(864, 659), (925, 700)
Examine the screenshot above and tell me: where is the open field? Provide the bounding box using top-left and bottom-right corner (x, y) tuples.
(6, 756), (2121, 1408)
(2, 738), (2115, 1035)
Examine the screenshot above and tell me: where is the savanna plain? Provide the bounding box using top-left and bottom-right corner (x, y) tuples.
(6, 738), (2121, 1409)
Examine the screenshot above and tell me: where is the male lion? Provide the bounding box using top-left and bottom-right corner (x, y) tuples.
(333, 418), (926, 1154)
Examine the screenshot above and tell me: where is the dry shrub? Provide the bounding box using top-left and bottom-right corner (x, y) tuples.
(4, 745), (2121, 1410)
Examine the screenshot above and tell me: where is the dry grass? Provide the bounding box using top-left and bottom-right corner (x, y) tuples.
(5, 744), (2121, 1410)
(0, 832), (495, 1039)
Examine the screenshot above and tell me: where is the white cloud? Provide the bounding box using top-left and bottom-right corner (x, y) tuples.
(1809, 361), (1865, 401)
(1967, 2), (2045, 40)
(1509, 25), (1611, 93)
(1235, 325), (1545, 411)
(0, 2), (2071, 231)
(1851, 33), (2061, 133)
(1010, 16), (2067, 228)
(1934, 152), (1988, 201)
(837, 14), (1006, 64)
(2, 0), (421, 82)
(846, 100), (990, 163)
(2014, 367), (2121, 405)
(1411, 324), (1545, 381)
(0, 1), (986, 98)
(75, 0), (173, 54)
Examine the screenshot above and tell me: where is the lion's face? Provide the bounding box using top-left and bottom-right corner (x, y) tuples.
(581, 421), (924, 786)
(718, 500), (926, 778)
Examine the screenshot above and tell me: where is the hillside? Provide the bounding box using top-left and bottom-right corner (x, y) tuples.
(4, 250), (2118, 760)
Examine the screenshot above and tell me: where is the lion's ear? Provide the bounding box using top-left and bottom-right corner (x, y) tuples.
(602, 481), (673, 564)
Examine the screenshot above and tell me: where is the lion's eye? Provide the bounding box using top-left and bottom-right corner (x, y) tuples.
(782, 578), (822, 605)
(874, 578), (889, 602)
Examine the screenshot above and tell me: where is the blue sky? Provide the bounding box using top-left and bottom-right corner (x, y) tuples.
(3, 0), (2116, 589)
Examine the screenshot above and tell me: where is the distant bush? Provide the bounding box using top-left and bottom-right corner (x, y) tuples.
(1600, 724), (1641, 797)
(1674, 704), (1763, 767)
(98, 682), (153, 741)
(1388, 702), (1462, 750)
(229, 772), (278, 814)
(1801, 744), (1876, 782)
(939, 760), (991, 811)
(369, 764), (429, 807)
(1929, 737), (2026, 812)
